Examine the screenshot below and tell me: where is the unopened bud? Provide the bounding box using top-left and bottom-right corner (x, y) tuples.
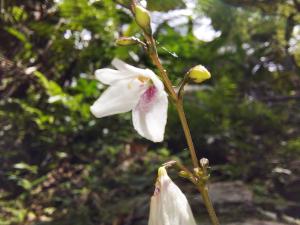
(134, 4), (152, 34)
(178, 170), (190, 179)
(200, 158), (209, 169)
(188, 65), (211, 83)
(193, 168), (203, 177)
(116, 37), (140, 46)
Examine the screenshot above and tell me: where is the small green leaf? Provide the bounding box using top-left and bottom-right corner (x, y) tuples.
(147, 0), (185, 11)
(14, 162), (38, 174)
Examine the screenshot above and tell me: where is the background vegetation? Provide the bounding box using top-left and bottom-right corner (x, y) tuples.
(0, 0), (299, 224)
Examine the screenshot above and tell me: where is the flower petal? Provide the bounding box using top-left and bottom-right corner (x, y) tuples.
(145, 69), (164, 91)
(159, 175), (197, 225)
(148, 167), (197, 225)
(148, 196), (162, 225)
(90, 79), (147, 118)
(95, 68), (135, 85)
(132, 89), (168, 142)
(111, 59), (165, 91)
(112, 58), (148, 75)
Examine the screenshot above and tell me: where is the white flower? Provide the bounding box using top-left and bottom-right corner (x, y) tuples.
(148, 167), (197, 225)
(90, 58), (168, 142)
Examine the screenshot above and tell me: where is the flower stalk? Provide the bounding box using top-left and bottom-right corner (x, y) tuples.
(146, 34), (178, 101)
(130, 2), (220, 225)
(146, 35), (220, 225)
(198, 186), (220, 225)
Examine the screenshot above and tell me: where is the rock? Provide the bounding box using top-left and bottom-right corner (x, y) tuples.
(226, 219), (288, 225)
(190, 181), (254, 213)
(189, 181), (258, 224)
(207, 181), (253, 205)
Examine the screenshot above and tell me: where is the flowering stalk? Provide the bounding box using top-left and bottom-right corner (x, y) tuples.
(131, 2), (220, 225)
(198, 186), (220, 225)
(143, 33), (199, 169)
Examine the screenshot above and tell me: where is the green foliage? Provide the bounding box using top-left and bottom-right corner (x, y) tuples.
(0, 0), (299, 224)
(147, 0), (185, 11)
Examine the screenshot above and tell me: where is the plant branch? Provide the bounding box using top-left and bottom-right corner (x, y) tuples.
(144, 31), (220, 225)
(144, 33), (199, 168)
(146, 34), (178, 101)
(129, 1), (220, 223)
(198, 186), (220, 225)
(175, 99), (199, 168)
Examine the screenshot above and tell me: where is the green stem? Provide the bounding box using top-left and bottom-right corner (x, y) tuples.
(145, 35), (198, 168)
(198, 185), (220, 225)
(176, 99), (199, 168)
(143, 27), (220, 225)
(147, 35), (178, 101)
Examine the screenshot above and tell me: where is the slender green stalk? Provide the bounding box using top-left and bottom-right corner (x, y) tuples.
(144, 34), (220, 225)
(198, 186), (220, 225)
(145, 35), (198, 168)
(175, 99), (199, 168)
(129, 1), (220, 223)
(147, 35), (178, 101)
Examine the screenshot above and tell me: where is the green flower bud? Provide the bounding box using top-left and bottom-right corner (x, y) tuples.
(193, 167), (203, 177)
(134, 4), (152, 34)
(178, 170), (190, 179)
(188, 65), (211, 83)
(115, 37), (140, 46)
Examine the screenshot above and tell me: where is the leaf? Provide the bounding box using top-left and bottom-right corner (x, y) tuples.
(147, 0), (185, 11)
(14, 162), (38, 174)
(18, 179), (32, 190)
(5, 27), (27, 43)
(11, 6), (28, 22)
(33, 71), (63, 96)
(5, 27), (32, 51)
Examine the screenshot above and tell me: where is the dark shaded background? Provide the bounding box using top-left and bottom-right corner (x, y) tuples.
(0, 0), (300, 224)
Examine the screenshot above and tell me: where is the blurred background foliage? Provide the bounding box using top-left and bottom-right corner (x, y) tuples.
(0, 0), (299, 224)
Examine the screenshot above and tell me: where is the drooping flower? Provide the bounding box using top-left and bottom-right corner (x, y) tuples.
(90, 59), (168, 142)
(148, 167), (198, 225)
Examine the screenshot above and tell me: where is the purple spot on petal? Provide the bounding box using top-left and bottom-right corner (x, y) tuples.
(154, 186), (160, 196)
(137, 86), (157, 112)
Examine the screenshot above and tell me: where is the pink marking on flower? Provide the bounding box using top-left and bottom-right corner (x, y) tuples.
(137, 86), (157, 112)
(154, 186), (160, 196)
